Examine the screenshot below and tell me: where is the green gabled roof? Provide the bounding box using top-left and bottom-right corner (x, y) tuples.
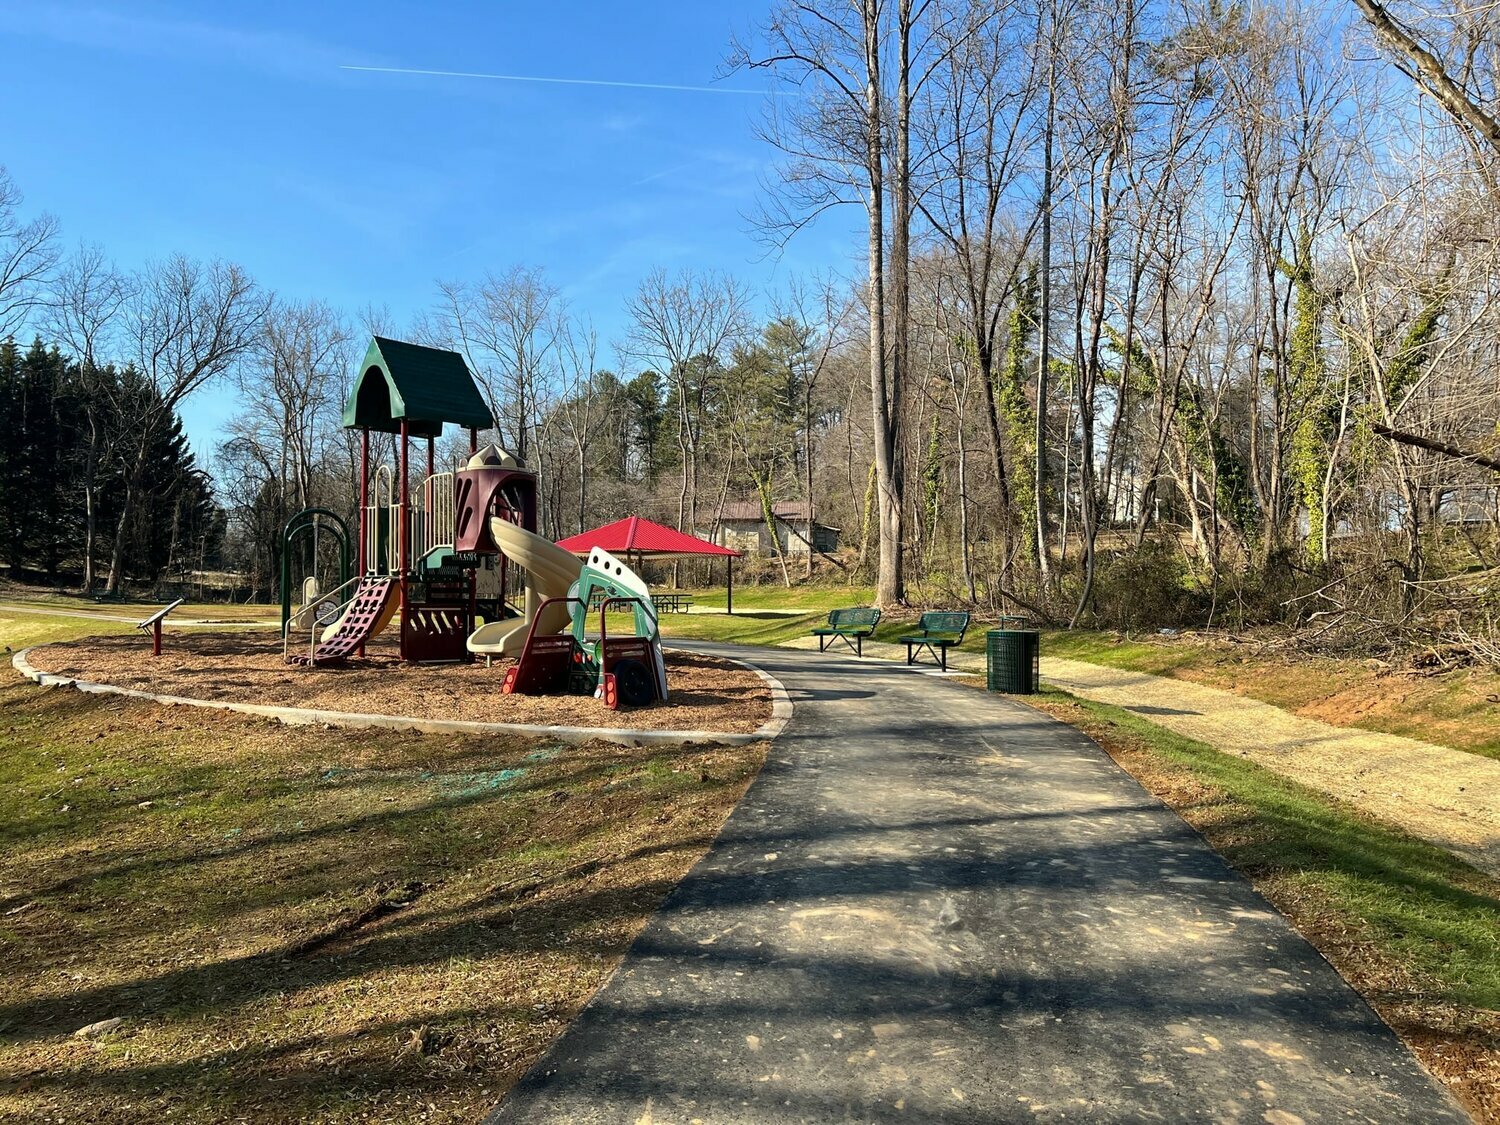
(341, 336), (495, 438)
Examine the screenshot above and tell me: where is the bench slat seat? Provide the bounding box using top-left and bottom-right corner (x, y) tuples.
(897, 611), (971, 670)
(811, 607), (881, 657)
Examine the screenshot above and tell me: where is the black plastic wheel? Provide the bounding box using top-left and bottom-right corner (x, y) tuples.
(611, 658), (655, 707)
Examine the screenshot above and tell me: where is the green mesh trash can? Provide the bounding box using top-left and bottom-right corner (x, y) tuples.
(986, 629), (1039, 694)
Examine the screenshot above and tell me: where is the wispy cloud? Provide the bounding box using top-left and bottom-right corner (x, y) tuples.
(0, 2), (351, 80)
(628, 161), (701, 189)
(600, 111), (648, 135)
(339, 65), (774, 96)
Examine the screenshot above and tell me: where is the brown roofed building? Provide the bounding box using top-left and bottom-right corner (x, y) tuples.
(708, 500), (840, 557)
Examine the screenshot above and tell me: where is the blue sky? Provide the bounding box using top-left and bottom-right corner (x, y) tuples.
(1, 0), (857, 453)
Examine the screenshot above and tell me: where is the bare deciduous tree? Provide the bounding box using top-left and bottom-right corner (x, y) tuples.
(625, 268), (749, 554)
(107, 256), (267, 592)
(436, 266), (560, 464)
(0, 167), (60, 341)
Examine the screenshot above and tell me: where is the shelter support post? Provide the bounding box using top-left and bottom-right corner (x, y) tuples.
(727, 556), (733, 615)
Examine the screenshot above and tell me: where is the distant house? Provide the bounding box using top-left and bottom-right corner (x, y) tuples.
(709, 501), (840, 557)
(1439, 486), (1497, 527)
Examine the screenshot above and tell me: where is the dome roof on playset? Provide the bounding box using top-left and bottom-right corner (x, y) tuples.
(466, 444), (520, 470)
(342, 336), (496, 439)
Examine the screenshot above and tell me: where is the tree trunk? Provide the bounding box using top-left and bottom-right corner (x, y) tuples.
(81, 416), (100, 592)
(1035, 14), (1057, 582)
(805, 384), (816, 581)
(105, 429), (153, 595)
(865, 0), (904, 608)
(954, 386), (976, 602)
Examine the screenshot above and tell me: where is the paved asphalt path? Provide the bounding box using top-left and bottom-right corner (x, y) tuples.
(487, 642), (1468, 1124)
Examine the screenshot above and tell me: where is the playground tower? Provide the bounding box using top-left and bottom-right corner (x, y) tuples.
(339, 336), (537, 662)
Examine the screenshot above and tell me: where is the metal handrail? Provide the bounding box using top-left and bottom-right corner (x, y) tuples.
(421, 471), (456, 557)
(282, 573), (364, 664)
(366, 465), (395, 574)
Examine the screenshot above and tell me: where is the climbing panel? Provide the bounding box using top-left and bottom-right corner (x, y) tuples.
(287, 576), (398, 666)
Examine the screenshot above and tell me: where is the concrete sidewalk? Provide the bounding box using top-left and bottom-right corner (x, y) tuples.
(487, 642), (1466, 1124)
(0, 602), (276, 628)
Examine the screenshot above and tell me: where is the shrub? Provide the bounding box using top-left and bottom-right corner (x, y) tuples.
(1082, 538), (1208, 631)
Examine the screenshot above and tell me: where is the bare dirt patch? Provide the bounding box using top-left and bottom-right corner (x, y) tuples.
(1058, 629), (1500, 759)
(26, 630), (772, 733)
(1041, 654), (1500, 878)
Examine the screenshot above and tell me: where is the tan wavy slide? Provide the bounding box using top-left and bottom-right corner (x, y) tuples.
(466, 518), (584, 658)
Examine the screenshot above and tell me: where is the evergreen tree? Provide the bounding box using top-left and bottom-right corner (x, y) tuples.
(0, 336), (224, 586)
(0, 339), (74, 577)
(624, 370), (671, 485)
(0, 338), (23, 568)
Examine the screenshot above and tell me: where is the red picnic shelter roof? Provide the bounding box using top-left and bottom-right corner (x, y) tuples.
(555, 515), (741, 561)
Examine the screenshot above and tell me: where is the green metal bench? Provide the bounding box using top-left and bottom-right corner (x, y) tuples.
(898, 611), (971, 671)
(811, 606), (882, 657)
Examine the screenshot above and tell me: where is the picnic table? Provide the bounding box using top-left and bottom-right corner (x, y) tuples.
(587, 591), (694, 613)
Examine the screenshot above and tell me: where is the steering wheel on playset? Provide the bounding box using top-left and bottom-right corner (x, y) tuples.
(609, 657), (655, 708)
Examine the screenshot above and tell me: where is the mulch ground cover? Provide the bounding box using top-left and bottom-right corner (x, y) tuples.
(27, 630), (771, 733)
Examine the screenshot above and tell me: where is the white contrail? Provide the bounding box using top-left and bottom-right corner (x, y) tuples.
(340, 64), (770, 95)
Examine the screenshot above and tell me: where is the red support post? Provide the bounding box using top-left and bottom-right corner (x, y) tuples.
(358, 427), (369, 576)
(358, 426), (369, 658)
(152, 619), (163, 656)
(399, 420), (410, 661)
(469, 426), (478, 456)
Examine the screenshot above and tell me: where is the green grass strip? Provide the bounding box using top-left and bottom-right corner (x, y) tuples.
(1056, 690), (1500, 1011)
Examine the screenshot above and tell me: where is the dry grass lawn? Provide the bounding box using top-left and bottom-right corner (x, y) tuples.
(0, 678), (766, 1123)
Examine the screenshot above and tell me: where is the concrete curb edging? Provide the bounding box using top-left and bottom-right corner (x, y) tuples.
(11, 647), (791, 748)
(694, 648), (793, 743)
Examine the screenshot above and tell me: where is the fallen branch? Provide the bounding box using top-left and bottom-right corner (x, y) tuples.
(1371, 422), (1500, 474)
(993, 585), (1056, 626)
(282, 880), (434, 959)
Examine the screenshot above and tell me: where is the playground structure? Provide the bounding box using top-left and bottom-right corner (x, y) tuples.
(279, 336), (540, 665)
(465, 502), (581, 661)
(280, 508), (351, 634)
(502, 546), (669, 709)
(274, 336), (670, 708)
